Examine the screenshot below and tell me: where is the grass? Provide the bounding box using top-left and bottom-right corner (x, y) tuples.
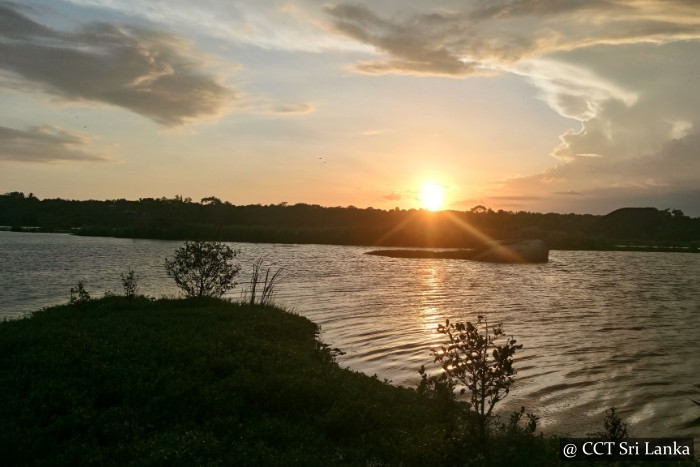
(2, 297), (694, 466)
(0, 297), (469, 465)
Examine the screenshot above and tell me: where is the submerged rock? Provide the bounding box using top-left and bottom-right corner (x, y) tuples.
(366, 239), (549, 263)
(472, 239), (549, 263)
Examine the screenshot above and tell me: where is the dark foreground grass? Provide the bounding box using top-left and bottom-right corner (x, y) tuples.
(0, 297), (462, 466)
(4, 297), (690, 466)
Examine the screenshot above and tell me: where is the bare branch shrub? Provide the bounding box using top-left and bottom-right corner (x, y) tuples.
(120, 268), (138, 299)
(70, 281), (91, 307)
(242, 257), (282, 306)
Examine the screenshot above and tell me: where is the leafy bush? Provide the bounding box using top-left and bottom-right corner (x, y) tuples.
(69, 281), (91, 307)
(506, 406), (539, 435)
(120, 269), (138, 299)
(589, 407), (629, 442)
(602, 408), (628, 441)
(165, 241), (240, 298)
(427, 316), (522, 441)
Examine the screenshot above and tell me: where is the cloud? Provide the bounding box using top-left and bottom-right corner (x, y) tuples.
(324, 1), (698, 131)
(239, 97), (315, 116)
(552, 191), (583, 196)
(272, 102), (315, 115)
(548, 41), (700, 161)
(327, 4), (486, 76)
(496, 130), (700, 214)
(0, 2), (232, 126)
(61, 0), (364, 52)
(325, 2), (700, 214)
(383, 191), (402, 201)
(361, 129), (391, 136)
(489, 195), (543, 201)
(0, 125), (108, 163)
(327, 1), (700, 78)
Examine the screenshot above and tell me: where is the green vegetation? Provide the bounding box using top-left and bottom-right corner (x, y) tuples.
(2, 296), (698, 465)
(2, 192), (700, 250)
(165, 241), (241, 298)
(121, 268), (138, 299)
(0, 298), (423, 465)
(0, 297), (555, 466)
(69, 281), (91, 307)
(242, 256), (282, 306)
(593, 408), (629, 442)
(425, 317), (523, 444)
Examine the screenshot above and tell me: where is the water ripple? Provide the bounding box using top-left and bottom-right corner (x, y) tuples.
(1, 232), (699, 447)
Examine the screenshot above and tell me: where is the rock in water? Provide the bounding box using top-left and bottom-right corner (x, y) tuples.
(472, 239), (549, 263)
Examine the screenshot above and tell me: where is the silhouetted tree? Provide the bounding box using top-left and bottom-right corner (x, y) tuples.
(165, 241), (240, 298)
(428, 316), (522, 442)
(69, 281), (91, 307)
(120, 269), (138, 299)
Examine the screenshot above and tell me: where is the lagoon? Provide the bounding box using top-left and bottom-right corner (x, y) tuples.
(1, 231), (698, 444)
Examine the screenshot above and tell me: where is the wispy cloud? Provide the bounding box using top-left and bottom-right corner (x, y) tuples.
(326, 4), (489, 77)
(553, 191), (583, 196)
(0, 2), (233, 126)
(326, 1), (700, 214)
(324, 1), (698, 135)
(497, 131), (700, 213)
(361, 129), (391, 136)
(60, 0), (364, 52)
(271, 102), (315, 115)
(383, 191), (402, 201)
(327, 1), (700, 77)
(0, 125), (108, 163)
(238, 97), (315, 116)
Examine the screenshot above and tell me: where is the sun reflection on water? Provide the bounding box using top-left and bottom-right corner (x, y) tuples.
(418, 262), (448, 335)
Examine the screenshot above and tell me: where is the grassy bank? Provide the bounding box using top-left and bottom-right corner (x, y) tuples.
(0, 297), (561, 466)
(5, 297), (694, 466)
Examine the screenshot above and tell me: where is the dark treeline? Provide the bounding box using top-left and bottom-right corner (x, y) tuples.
(2, 192), (699, 250)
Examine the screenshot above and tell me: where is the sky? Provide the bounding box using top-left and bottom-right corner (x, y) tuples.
(1, 0), (700, 216)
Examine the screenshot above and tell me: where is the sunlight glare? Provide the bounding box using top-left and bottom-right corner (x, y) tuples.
(419, 181), (445, 211)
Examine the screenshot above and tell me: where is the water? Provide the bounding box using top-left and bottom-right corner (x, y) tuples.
(1, 231), (699, 444)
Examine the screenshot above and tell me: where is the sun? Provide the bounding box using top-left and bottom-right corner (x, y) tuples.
(419, 180), (445, 211)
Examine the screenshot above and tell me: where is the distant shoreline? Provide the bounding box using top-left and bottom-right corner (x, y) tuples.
(3, 228), (698, 254)
(3, 194), (699, 252)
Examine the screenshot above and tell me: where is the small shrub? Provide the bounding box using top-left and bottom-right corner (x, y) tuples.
(418, 365), (458, 403)
(120, 269), (138, 299)
(595, 407), (628, 441)
(242, 257), (282, 306)
(426, 316), (522, 441)
(69, 281), (91, 306)
(315, 342), (346, 364)
(165, 241), (240, 298)
(418, 366), (462, 436)
(507, 406), (539, 434)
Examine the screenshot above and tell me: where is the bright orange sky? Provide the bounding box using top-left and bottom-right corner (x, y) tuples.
(1, 1), (699, 215)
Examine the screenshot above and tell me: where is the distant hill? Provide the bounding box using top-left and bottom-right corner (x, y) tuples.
(592, 207), (670, 238)
(590, 207), (696, 243)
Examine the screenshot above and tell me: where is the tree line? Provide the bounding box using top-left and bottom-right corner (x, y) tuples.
(1, 192), (698, 250)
